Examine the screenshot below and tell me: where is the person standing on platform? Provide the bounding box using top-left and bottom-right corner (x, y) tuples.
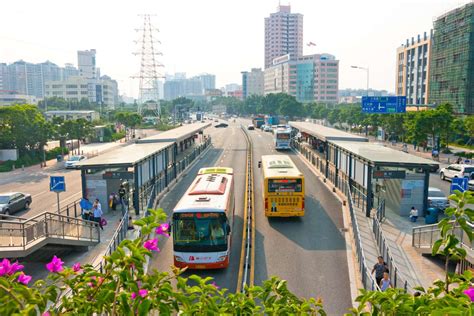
(93, 199), (103, 230)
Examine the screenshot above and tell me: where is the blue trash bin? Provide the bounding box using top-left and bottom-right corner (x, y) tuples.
(425, 207), (438, 224)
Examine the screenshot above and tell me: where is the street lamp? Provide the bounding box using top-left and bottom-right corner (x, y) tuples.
(351, 65), (370, 96)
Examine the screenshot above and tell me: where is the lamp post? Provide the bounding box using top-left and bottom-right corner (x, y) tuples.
(351, 65), (369, 97)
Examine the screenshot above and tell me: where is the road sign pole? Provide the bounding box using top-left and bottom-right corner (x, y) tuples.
(57, 192), (60, 214)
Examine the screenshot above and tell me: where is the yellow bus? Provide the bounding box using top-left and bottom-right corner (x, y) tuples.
(259, 155), (305, 217)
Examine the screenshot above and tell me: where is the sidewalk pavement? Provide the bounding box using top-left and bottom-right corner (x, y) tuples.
(380, 210), (445, 289)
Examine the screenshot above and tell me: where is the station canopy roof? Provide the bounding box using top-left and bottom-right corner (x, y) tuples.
(331, 140), (438, 167)
(136, 122), (211, 144)
(289, 121), (368, 142)
(76, 142), (174, 168)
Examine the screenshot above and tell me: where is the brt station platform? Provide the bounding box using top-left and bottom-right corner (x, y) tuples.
(76, 122), (211, 215)
(289, 121), (438, 218)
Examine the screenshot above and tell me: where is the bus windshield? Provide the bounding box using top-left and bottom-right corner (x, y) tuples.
(172, 212), (228, 252)
(268, 178), (302, 192)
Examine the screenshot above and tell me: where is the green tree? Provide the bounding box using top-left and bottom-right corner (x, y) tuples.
(69, 118), (93, 154)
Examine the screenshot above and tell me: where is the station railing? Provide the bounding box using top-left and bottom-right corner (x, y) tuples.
(136, 137), (212, 215)
(412, 221), (473, 249)
(372, 212), (409, 292)
(0, 212), (100, 252)
(345, 182), (380, 291)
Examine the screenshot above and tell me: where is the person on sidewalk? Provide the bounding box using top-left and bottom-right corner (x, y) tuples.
(380, 271), (392, 291)
(371, 256), (388, 287)
(410, 206), (419, 222)
(92, 199), (104, 230)
(80, 197), (92, 221)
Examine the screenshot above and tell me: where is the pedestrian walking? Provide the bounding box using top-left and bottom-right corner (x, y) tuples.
(92, 199), (104, 230)
(371, 256), (388, 287)
(79, 197), (92, 221)
(118, 185), (127, 204)
(109, 193), (118, 211)
(409, 206), (419, 222)
(380, 271), (392, 291)
(457, 157), (463, 164)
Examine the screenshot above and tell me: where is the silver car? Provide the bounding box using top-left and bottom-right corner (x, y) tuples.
(428, 187), (449, 211)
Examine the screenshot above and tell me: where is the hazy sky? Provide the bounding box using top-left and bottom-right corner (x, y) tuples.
(0, 0), (468, 97)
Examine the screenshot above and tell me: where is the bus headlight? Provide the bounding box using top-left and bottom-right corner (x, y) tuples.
(174, 256), (185, 262)
(217, 256), (227, 262)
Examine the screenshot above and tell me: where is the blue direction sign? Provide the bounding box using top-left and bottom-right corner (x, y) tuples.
(362, 96), (407, 114)
(450, 177), (468, 193)
(50, 176), (66, 192)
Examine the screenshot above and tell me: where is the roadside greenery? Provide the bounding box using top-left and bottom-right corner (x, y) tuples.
(0, 193), (473, 314)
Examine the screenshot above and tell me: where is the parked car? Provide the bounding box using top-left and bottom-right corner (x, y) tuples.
(439, 164), (474, 181)
(428, 187), (449, 211)
(260, 124), (266, 130)
(264, 125), (272, 132)
(247, 124), (255, 130)
(65, 155), (87, 169)
(214, 122), (228, 128)
(0, 192), (32, 215)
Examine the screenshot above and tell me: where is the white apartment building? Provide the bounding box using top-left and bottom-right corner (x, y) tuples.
(44, 110), (99, 122)
(264, 5), (303, 69)
(242, 68), (265, 98)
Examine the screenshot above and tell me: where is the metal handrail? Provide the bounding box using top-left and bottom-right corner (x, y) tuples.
(0, 211), (100, 250)
(345, 182), (380, 291)
(412, 221), (474, 251)
(372, 214), (410, 291)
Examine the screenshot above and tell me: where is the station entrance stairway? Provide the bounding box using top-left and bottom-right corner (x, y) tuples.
(0, 212), (100, 258)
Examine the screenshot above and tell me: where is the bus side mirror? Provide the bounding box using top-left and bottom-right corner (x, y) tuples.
(226, 224), (231, 234)
(258, 161), (262, 168)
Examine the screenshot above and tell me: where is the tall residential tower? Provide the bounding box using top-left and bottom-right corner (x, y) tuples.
(429, 2), (474, 114)
(395, 31), (432, 105)
(264, 5), (303, 69)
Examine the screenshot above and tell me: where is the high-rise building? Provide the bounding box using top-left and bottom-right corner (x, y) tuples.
(264, 53), (339, 103)
(62, 63), (79, 80)
(395, 31), (432, 105)
(77, 49), (97, 79)
(264, 5), (303, 69)
(242, 68), (264, 98)
(429, 3), (474, 114)
(195, 74), (216, 91)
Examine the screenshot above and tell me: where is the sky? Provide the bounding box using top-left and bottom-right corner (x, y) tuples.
(0, 0), (469, 97)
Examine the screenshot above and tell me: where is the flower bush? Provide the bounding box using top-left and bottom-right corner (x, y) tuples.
(0, 194), (472, 315)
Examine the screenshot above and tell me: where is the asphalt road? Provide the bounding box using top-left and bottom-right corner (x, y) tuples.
(147, 120), (247, 292)
(0, 129), (160, 219)
(246, 124), (352, 314)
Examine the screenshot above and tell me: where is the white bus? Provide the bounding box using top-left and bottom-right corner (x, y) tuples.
(172, 167), (234, 269)
(274, 127), (292, 150)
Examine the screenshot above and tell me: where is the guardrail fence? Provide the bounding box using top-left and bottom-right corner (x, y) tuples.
(345, 182), (380, 291)
(372, 213), (409, 291)
(0, 212), (100, 252)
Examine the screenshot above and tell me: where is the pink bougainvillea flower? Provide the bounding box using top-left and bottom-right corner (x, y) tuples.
(46, 256), (64, 273)
(155, 223), (170, 237)
(42, 312), (51, 316)
(464, 287), (474, 302)
(17, 272), (32, 285)
(0, 259), (24, 276)
(143, 238), (160, 252)
(211, 281), (219, 289)
(9, 261), (24, 275)
(138, 289), (148, 298)
(72, 263), (81, 272)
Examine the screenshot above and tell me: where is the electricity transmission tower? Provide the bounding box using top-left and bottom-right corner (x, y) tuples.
(132, 14), (163, 117)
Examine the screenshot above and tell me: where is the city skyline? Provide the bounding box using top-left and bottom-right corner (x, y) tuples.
(0, 0), (466, 98)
